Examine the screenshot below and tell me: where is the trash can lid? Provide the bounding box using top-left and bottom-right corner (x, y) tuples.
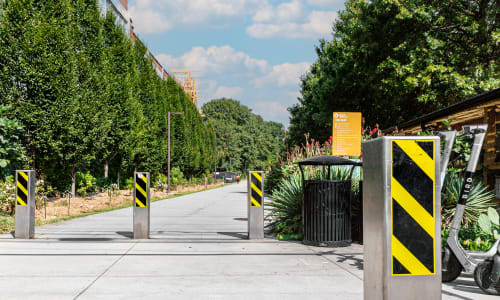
(298, 155), (362, 166)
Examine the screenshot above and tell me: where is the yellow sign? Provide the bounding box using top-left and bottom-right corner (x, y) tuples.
(332, 112), (361, 156)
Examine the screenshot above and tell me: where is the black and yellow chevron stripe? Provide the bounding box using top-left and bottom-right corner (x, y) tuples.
(135, 173), (148, 208)
(391, 140), (436, 276)
(250, 172), (263, 207)
(16, 171), (29, 206)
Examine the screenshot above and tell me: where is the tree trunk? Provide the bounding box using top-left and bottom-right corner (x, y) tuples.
(71, 166), (77, 198)
(117, 167), (120, 190)
(104, 160), (109, 178)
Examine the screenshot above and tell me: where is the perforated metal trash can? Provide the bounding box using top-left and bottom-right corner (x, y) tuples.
(299, 155), (362, 247)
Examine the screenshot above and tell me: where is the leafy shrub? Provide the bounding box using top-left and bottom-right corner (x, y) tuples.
(75, 171), (96, 196)
(170, 167), (186, 186)
(477, 207), (499, 240)
(441, 174), (496, 228)
(154, 174), (168, 192)
(264, 162), (285, 194)
(0, 177), (15, 214)
(96, 177), (111, 189)
(266, 173), (303, 239)
(443, 208), (499, 251)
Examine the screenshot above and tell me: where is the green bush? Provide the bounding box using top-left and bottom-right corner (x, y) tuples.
(441, 174), (496, 228)
(0, 176), (15, 214)
(122, 177), (134, 190)
(154, 173), (168, 192)
(170, 167), (186, 185)
(265, 162), (286, 194)
(266, 173), (303, 239)
(443, 208), (499, 251)
(96, 177), (111, 189)
(75, 171), (96, 196)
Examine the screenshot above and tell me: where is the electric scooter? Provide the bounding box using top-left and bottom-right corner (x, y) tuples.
(439, 124), (500, 295)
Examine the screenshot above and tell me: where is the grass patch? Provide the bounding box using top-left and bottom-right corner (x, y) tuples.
(0, 182), (235, 234)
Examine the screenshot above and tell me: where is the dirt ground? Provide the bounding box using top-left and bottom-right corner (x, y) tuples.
(34, 182), (227, 221)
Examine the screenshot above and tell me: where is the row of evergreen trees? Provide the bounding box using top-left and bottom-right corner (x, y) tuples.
(0, 0), (216, 194)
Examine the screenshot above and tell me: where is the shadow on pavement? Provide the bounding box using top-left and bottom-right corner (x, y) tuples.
(233, 217), (247, 221)
(217, 231), (248, 239)
(319, 250), (364, 271)
(444, 273), (490, 299)
(116, 231), (133, 238)
(57, 237), (115, 242)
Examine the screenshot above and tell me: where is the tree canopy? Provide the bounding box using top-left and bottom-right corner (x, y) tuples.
(0, 0), (215, 192)
(202, 99), (285, 172)
(288, 0), (499, 146)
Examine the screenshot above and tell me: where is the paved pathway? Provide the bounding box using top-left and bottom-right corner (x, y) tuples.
(0, 183), (496, 299)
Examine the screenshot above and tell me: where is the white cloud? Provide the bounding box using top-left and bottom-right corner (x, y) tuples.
(131, 0), (338, 40)
(254, 62), (310, 88)
(130, 0), (267, 34)
(214, 86), (244, 98)
(306, 0), (345, 8)
(247, 10), (336, 39)
(157, 46), (269, 77)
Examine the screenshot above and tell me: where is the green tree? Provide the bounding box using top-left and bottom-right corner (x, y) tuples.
(288, 0), (500, 146)
(0, 106), (27, 178)
(202, 98), (285, 172)
(0, 0), (216, 192)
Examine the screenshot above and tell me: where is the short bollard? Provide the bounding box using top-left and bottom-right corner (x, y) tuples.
(15, 170), (36, 239)
(363, 137), (441, 300)
(133, 172), (150, 239)
(248, 171), (264, 239)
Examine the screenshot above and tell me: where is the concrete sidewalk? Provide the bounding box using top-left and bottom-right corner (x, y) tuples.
(0, 182), (495, 299)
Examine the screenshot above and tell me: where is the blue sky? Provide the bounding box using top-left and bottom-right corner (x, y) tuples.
(128, 0), (346, 127)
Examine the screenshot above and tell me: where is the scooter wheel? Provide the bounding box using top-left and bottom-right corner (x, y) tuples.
(474, 260), (500, 295)
(442, 246), (462, 282)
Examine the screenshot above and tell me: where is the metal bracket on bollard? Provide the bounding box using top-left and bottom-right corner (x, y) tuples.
(362, 137), (441, 300)
(248, 171), (264, 239)
(133, 172), (150, 239)
(15, 170), (36, 239)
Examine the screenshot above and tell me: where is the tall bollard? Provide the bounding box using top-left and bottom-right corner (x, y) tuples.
(15, 170), (36, 239)
(363, 137), (441, 300)
(133, 172), (150, 239)
(248, 171), (264, 239)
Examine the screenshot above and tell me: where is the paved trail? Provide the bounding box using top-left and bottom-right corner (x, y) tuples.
(0, 183), (494, 299)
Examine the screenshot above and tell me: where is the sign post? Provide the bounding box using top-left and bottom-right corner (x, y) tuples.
(332, 112), (362, 156)
(133, 172), (150, 239)
(248, 171), (264, 240)
(15, 170), (36, 239)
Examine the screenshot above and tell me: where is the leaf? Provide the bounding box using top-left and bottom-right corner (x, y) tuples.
(478, 214), (491, 234)
(0, 159), (8, 168)
(487, 207), (499, 226)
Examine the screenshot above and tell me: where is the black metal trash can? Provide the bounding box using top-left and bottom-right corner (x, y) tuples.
(299, 156), (362, 246)
(351, 181), (363, 243)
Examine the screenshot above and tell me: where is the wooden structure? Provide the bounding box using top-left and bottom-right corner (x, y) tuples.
(389, 88), (500, 196)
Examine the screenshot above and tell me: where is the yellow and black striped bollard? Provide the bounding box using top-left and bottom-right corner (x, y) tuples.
(248, 171), (264, 239)
(362, 137), (441, 300)
(133, 172), (150, 239)
(15, 170), (36, 239)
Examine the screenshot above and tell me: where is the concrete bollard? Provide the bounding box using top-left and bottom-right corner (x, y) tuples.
(15, 170), (36, 239)
(248, 171), (264, 240)
(362, 137), (441, 300)
(133, 172), (150, 239)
